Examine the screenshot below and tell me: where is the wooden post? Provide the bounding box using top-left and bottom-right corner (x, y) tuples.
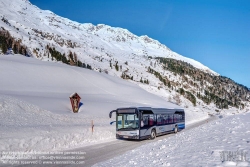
(91, 120), (94, 134)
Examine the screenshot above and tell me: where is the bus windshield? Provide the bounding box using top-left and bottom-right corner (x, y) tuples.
(117, 113), (139, 130)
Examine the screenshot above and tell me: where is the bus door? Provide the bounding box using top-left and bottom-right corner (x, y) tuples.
(140, 114), (155, 138)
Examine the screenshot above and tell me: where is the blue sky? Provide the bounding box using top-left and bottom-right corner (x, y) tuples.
(30, 0), (250, 88)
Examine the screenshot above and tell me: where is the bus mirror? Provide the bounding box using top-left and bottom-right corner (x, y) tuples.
(110, 121), (116, 125)
(109, 110), (116, 118)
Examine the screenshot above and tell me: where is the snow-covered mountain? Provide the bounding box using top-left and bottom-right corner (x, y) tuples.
(0, 0), (217, 75)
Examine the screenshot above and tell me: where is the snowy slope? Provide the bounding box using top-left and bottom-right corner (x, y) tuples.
(94, 113), (250, 167)
(0, 0), (218, 76)
(0, 55), (208, 152)
(0, 55), (179, 115)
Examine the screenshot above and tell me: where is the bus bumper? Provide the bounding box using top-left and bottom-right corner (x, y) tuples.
(116, 134), (139, 140)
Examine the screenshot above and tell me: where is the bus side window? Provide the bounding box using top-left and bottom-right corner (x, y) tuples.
(181, 112), (185, 121)
(174, 114), (179, 123)
(142, 114), (155, 127)
(142, 115), (149, 127)
(156, 115), (159, 125)
(163, 114), (168, 125)
(168, 114), (173, 123)
(154, 115), (157, 125)
(157, 114), (165, 125)
(149, 115), (154, 126)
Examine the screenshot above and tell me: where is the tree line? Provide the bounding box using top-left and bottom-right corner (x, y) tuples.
(0, 28), (93, 71)
(46, 45), (92, 70)
(0, 29), (28, 56)
(155, 57), (248, 109)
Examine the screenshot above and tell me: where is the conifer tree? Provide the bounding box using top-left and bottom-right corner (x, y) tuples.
(13, 44), (18, 54)
(77, 60), (82, 67)
(140, 77), (143, 83)
(1, 42), (7, 54)
(73, 52), (77, 63)
(87, 64), (92, 70)
(168, 82), (171, 88)
(82, 63), (86, 68)
(115, 62), (119, 71)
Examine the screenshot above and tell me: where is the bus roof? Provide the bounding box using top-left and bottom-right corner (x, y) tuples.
(117, 107), (184, 115)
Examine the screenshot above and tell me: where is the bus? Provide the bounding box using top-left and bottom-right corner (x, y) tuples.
(109, 107), (185, 140)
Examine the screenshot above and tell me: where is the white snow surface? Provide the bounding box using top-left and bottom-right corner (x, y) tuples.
(94, 113), (250, 167)
(0, 55), (208, 152)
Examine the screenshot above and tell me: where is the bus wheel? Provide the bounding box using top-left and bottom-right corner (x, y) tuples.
(150, 129), (156, 140)
(174, 126), (178, 133)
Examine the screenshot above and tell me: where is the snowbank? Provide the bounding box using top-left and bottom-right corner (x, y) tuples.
(0, 95), (115, 151)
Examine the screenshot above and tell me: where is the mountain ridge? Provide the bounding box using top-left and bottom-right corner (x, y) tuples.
(0, 0), (217, 75)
